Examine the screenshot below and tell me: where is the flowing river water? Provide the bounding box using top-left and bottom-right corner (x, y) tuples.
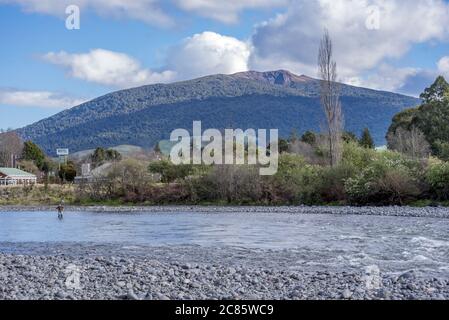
(0, 210), (448, 278)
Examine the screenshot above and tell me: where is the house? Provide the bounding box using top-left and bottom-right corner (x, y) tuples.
(0, 167), (37, 185)
(74, 162), (112, 184)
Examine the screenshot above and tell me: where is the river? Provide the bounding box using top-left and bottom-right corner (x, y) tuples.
(0, 210), (448, 278)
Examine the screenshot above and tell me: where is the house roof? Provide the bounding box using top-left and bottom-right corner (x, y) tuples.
(0, 167), (36, 177)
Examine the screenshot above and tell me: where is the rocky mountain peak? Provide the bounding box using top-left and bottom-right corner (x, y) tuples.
(232, 70), (314, 86)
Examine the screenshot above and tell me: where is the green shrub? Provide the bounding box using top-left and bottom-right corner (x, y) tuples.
(434, 140), (449, 161)
(271, 154), (323, 204)
(301, 131), (316, 145)
(342, 141), (377, 169)
(359, 128), (375, 149)
(345, 157), (421, 205)
(148, 160), (194, 183)
(58, 161), (77, 182)
(427, 162), (449, 200)
(318, 163), (357, 203)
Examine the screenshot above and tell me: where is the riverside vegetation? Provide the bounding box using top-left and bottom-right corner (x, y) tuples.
(1, 77), (449, 207)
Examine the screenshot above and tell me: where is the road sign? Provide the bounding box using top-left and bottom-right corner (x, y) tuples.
(56, 148), (69, 156)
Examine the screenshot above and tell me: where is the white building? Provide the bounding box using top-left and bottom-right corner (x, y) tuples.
(74, 162), (111, 184)
(0, 167), (37, 185)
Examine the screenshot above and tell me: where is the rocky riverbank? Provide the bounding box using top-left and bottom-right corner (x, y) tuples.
(1, 207), (448, 300)
(1, 205), (449, 218)
(0, 244), (448, 300)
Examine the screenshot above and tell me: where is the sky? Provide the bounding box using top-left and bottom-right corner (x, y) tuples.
(1, 0), (449, 130)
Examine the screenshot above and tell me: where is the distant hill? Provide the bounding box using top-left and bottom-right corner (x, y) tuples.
(17, 70), (420, 155)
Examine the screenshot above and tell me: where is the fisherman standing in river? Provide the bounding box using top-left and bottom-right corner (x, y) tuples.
(56, 200), (65, 219)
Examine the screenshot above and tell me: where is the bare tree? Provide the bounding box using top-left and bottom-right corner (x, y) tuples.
(318, 29), (343, 167)
(387, 126), (431, 159)
(208, 165), (262, 203)
(0, 131), (23, 167)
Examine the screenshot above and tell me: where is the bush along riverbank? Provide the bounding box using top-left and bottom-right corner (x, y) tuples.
(2, 141), (449, 207)
(70, 141), (449, 207)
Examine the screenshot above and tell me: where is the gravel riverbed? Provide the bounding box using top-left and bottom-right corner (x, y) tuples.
(0, 244), (448, 300)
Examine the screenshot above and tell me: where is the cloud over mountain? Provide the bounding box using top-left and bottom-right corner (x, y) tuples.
(41, 33), (250, 88)
(0, 89), (86, 108)
(6, 0), (449, 97)
(167, 32), (251, 80)
(42, 49), (176, 89)
(250, 0), (449, 82)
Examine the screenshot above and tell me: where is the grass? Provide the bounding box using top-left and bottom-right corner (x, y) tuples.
(1, 184), (449, 207)
(0, 184), (76, 205)
(409, 199), (449, 207)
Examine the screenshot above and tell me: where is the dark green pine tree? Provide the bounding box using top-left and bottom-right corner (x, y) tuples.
(22, 141), (46, 169)
(359, 128), (375, 149)
(301, 131), (316, 145)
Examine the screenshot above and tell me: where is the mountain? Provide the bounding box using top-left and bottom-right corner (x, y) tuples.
(17, 70), (420, 155)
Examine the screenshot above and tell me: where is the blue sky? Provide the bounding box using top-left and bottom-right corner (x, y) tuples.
(1, 0), (449, 130)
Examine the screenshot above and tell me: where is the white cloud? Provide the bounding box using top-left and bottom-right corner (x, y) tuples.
(349, 65), (420, 93)
(250, 0), (449, 81)
(347, 65), (443, 97)
(42, 49), (176, 88)
(41, 33), (250, 88)
(438, 56), (449, 77)
(0, 0), (173, 27)
(168, 31), (251, 80)
(363, 56), (449, 96)
(173, 0), (288, 24)
(0, 89), (86, 108)
(23, 0), (448, 96)
(1, 0), (289, 25)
